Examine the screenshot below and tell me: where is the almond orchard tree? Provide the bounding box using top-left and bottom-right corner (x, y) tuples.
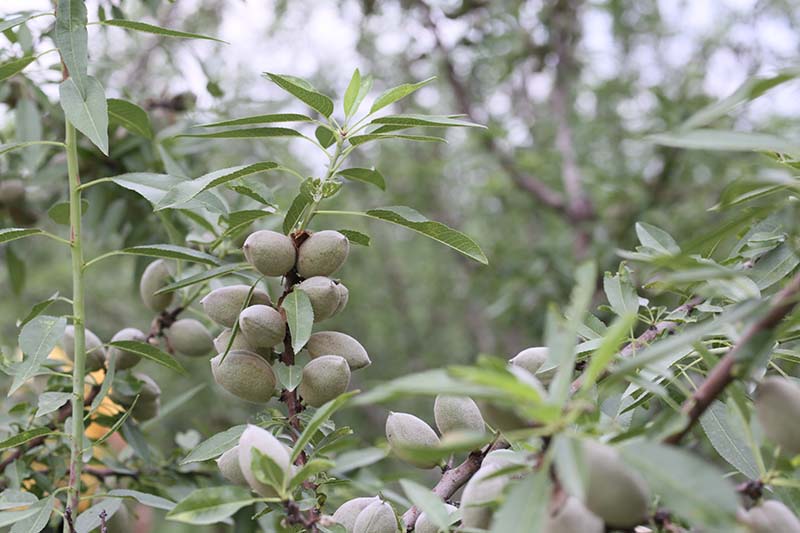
(1, 3), (800, 533)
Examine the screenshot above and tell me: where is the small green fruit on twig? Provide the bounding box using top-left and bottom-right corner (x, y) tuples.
(583, 440), (650, 528)
(201, 285), (271, 327)
(210, 350), (277, 403)
(385, 412), (441, 469)
(460, 464), (511, 529)
(297, 230), (350, 278)
(545, 496), (603, 533)
(739, 500), (800, 533)
(107, 327), (146, 369)
(416, 503), (457, 533)
(352, 499), (399, 533)
(168, 318), (214, 357)
(510, 346), (556, 384)
(237, 425), (292, 497)
(331, 496), (380, 531)
(297, 276), (342, 322)
(433, 395), (485, 435)
(139, 259), (175, 312)
(754, 376), (800, 456)
(217, 445), (248, 486)
(306, 331), (371, 370)
(243, 230), (296, 277)
(298, 355), (351, 407)
(238, 305), (286, 349)
(62, 325), (106, 371)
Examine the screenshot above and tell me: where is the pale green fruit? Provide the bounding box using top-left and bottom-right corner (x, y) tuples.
(583, 440), (650, 528)
(169, 318), (214, 357)
(297, 277), (340, 322)
(479, 368), (545, 431)
(62, 325), (106, 371)
(332, 496), (379, 532)
(112, 372), (161, 408)
(335, 282), (349, 315)
(0, 179), (25, 204)
(107, 503), (132, 531)
(131, 397), (160, 421)
(297, 230), (350, 278)
(210, 350), (277, 403)
(243, 230), (297, 277)
(510, 346), (556, 384)
(460, 465), (511, 529)
(214, 328), (256, 353)
(352, 500), (398, 533)
(755, 377), (800, 456)
(545, 496), (604, 533)
(482, 449), (526, 469)
(139, 259), (175, 312)
(416, 503), (457, 533)
(298, 355), (351, 407)
(385, 412), (441, 469)
(239, 305), (286, 349)
(741, 500), (800, 533)
(434, 395), (485, 435)
(306, 331), (370, 370)
(201, 285), (271, 327)
(237, 424), (292, 497)
(217, 445), (247, 486)
(107, 327), (146, 370)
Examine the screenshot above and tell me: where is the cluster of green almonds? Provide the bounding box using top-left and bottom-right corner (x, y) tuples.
(324, 496), (401, 533)
(201, 229), (370, 408)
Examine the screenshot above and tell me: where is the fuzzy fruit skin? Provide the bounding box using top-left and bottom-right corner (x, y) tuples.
(297, 276), (340, 322)
(306, 331), (370, 370)
(243, 230), (297, 277)
(237, 425), (292, 497)
(510, 346), (556, 384)
(107, 327), (146, 370)
(385, 412), (441, 469)
(754, 377), (800, 456)
(434, 395), (485, 435)
(460, 465), (511, 529)
(416, 503), (457, 533)
(298, 355), (351, 407)
(111, 373), (161, 407)
(740, 500), (800, 533)
(169, 318), (214, 357)
(201, 285), (271, 327)
(139, 259), (175, 312)
(210, 350), (277, 403)
(545, 496), (604, 533)
(238, 305), (286, 349)
(131, 397), (160, 421)
(332, 496), (379, 531)
(352, 500), (398, 533)
(217, 445), (247, 486)
(297, 230), (350, 278)
(63, 325), (106, 371)
(335, 282), (349, 315)
(583, 440), (650, 528)
(482, 449), (523, 469)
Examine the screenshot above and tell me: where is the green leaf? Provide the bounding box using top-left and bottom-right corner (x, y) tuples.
(348, 133), (445, 146)
(0, 12), (39, 33)
(490, 469), (551, 533)
(338, 168), (385, 190)
(370, 77), (435, 113)
(47, 199), (88, 226)
(99, 19), (226, 42)
(107, 340), (186, 374)
(5, 245), (24, 296)
(0, 56), (35, 83)
(0, 228), (43, 245)
(75, 498), (122, 533)
(251, 449), (287, 496)
(0, 490), (38, 511)
(282, 289), (313, 353)
(19, 292), (60, 327)
(553, 435), (588, 500)
(747, 243), (800, 290)
(282, 179), (314, 234)
(178, 127), (302, 140)
(91, 398), (136, 446)
(291, 391), (357, 462)
(107, 489), (175, 511)
(34, 391), (71, 418)
(106, 172), (226, 213)
(167, 486), (257, 525)
(155, 263), (246, 295)
(120, 244), (221, 265)
(180, 425), (247, 465)
(343, 68), (362, 118)
(699, 401), (760, 480)
(0, 142), (62, 157)
(315, 126), (336, 148)
(0, 507), (39, 528)
(347, 71), (373, 119)
(264, 72), (334, 117)
(273, 362), (302, 392)
(331, 447), (387, 474)
(400, 479), (451, 531)
(370, 114), (485, 129)
(107, 98), (153, 139)
(635, 222), (680, 255)
(54, 0), (88, 90)
(647, 129), (800, 156)
(10, 315), (67, 395)
(9, 495), (51, 533)
(603, 269), (639, 317)
(59, 76), (109, 155)
(338, 229), (370, 246)
(288, 458), (334, 489)
(0, 427), (52, 452)
(579, 313), (637, 392)
(197, 113), (312, 128)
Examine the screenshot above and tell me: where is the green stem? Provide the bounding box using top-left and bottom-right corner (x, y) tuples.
(297, 137), (346, 231)
(65, 120), (87, 524)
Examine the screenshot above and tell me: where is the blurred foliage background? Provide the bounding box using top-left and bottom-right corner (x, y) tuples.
(1, 0), (799, 530)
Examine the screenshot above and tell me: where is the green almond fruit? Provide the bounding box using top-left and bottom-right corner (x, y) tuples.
(332, 496), (379, 532)
(297, 230), (350, 278)
(139, 259), (175, 312)
(239, 305), (286, 349)
(334, 282), (349, 315)
(510, 346), (557, 384)
(583, 440), (650, 528)
(0, 179), (25, 204)
(131, 397), (160, 421)
(416, 503), (457, 533)
(201, 285), (271, 327)
(211, 350), (277, 403)
(741, 500), (800, 533)
(434, 395), (485, 435)
(385, 412), (441, 469)
(237, 424), (292, 497)
(298, 355), (351, 408)
(107, 327), (146, 370)
(243, 230), (297, 277)
(754, 377), (800, 456)
(214, 328), (256, 353)
(545, 496), (604, 533)
(352, 500), (399, 533)
(460, 465), (511, 529)
(62, 325), (106, 371)
(482, 449), (525, 469)
(306, 331), (371, 370)
(217, 445), (247, 486)
(111, 372), (161, 406)
(297, 276), (340, 322)
(169, 318), (214, 357)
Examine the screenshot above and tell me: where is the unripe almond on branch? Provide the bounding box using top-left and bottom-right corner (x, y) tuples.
(243, 229), (297, 277)
(139, 259), (174, 312)
(740, 500), (800, 533)
(107, 327), (146, 370)
(385, 412), (440, 468)
(298, 355), (351, 407)
(510, 346), (556, 384)
(214, 328), (256, 353)
(217, 445), (247, 486)
(335, 282), (349, 315)
(237, 424), (292, 497)
(169, 318), (214, 357)
(332, 496), (379, 531)
(62, 325), (106, 371)
(210, 350), (277, 403)
(238, 305), (286, 349)
(416, 503), (457, 533)
(352, 500), (399, 533)
(201, 285), (271, 327)
(297, 276), (340, 322)
(583, 440), (650, 528)
(131, 397), (160, 421)
(434, 395), (485, 435)
(482, 449), (524, 469)
(460, 464), (511, 529)
(754, 377), (800, 456)
(297, 230), (350, 278)
(306, 331), (371, 370)
(545, 496), (604, 533)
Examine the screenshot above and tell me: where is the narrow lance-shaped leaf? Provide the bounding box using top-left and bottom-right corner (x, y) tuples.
(647, 129), (800, 157)
(178, 127), (302, 140)
(338, 168), (385, 190)
(120, 244), (222, 265)
(0, 228), (43, 245)
(400, 479), (452, 531)
(54, 0), (88, 91)
(0, 56), (36, 83)
(99, 19), (226, 43)
(291, 391), (358, 462)
(370, 77), (436, 113)
(155, 263), (246, 295)
(370, 114), (485, 128)
(0, 427), (53, 452)
(166, 486), (258, 525)
(180, 425), (246, 465)
(9, 495), (53, 533)
(343, 68), (362, 117)
(0, 12), (40, 33)
(197, 113), (311, 128)
(348, 133), (445, 146)
(107, 489), (175, 511)
(107, 98), (153, 139)
(699, 401), (760, 480)
(107, 340), (186, 374)
(282, 289), (313, 353)
(264, 72), (334, 117)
